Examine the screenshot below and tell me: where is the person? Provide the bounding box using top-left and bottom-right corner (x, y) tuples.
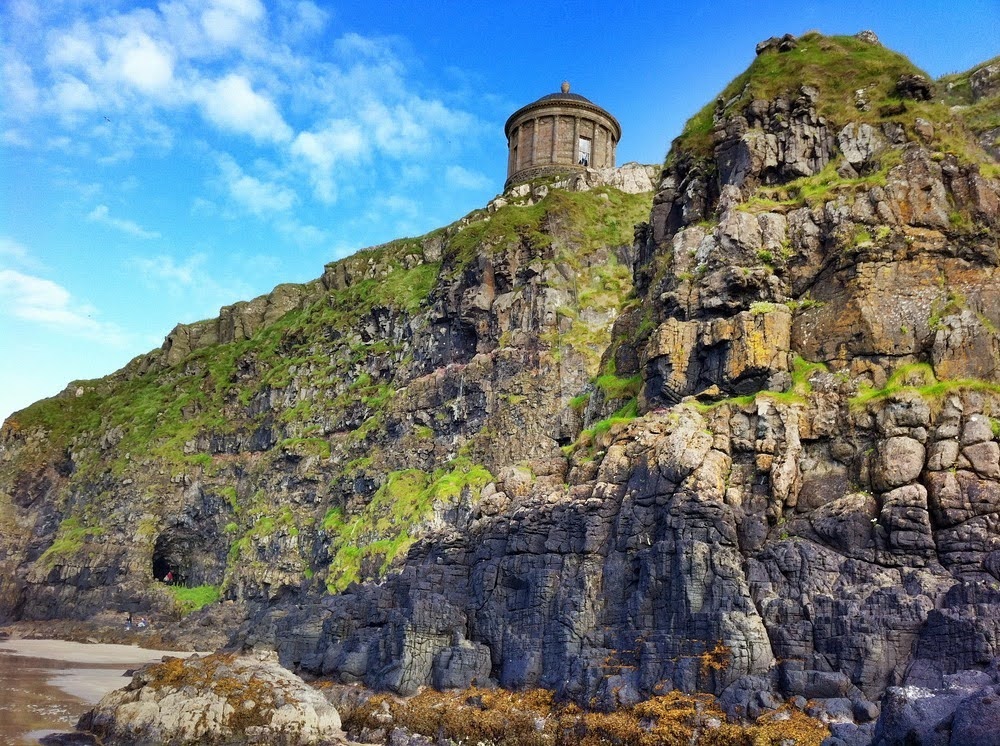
(125, 612), (133, 630)
(165, 570), (174, 585)
(137, 617), (148, 629)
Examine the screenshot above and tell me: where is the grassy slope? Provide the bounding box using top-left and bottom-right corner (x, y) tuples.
(671, 33), (996, 173)
(939, 55), (1000, 138)
(0, 185), (652, 596)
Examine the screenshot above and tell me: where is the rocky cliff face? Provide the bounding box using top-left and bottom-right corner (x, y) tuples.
(0, 165), (655, 646)
(4, 31), (1000, 743)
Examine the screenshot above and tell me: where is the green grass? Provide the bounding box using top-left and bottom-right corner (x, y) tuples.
(572, 398), (640, 452)
(850, 363), (1000, 407)
(167, 584), (221, 614)
(446, 187), (650, 272)
(36, 517), (105, 570)
(738, 151), (902, 214)
(939, 55), (1000, 106)
(674, 34), (930, 160)
(321, 458), (493, 593)
(670, 32), (996, 178)
(278, 437), (332, 459)
(696, 355), (829, 411)
(594, 372), (642, 400)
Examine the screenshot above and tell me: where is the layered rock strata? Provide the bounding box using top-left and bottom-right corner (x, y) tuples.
(2, 33), (1000, 746)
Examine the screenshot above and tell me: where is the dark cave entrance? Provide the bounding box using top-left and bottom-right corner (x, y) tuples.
(152, 530), (193, 586)
(151, 552), (178, 584)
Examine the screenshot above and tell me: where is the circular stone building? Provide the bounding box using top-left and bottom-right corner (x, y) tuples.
(504, 82), (621, 190)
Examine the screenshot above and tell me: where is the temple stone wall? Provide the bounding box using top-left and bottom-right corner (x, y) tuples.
(504, 83), (621, 190)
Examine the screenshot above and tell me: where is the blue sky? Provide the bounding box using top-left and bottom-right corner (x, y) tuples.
(1, 0), (998, 421)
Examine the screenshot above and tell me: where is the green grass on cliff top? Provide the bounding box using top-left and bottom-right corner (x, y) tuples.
(928, 55), (1000, 140)
(673, 33), (933, 160)
(445, 186), (650, 269)
(4, 186), (649, 469)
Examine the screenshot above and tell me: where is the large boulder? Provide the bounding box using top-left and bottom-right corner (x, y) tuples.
(78, 652), (345, 745)
(874, 669), (1000, 745)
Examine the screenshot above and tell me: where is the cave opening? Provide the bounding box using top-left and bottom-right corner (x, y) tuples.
(152, 530), (192, 586)
(151, 553), (178, 584)
(151, 524), (227, 588)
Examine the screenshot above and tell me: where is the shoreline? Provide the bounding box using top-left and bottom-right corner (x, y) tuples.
(0, 638), (209, 704)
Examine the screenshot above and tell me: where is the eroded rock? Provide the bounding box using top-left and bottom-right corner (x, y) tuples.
(79, 652), (345, 745)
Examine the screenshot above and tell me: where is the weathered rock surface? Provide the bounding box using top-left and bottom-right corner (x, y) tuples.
(2, 33), (1000, 745)
(78, 652), (345, 745)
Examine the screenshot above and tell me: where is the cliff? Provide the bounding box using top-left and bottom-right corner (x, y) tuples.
(4, 31), (1000, 745)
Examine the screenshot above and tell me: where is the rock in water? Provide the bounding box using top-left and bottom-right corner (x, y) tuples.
(78, 652), (345, 745)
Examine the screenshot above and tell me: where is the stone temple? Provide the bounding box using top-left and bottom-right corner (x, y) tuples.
(504, 82), (620, 190)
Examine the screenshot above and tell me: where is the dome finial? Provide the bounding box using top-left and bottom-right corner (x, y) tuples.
(561, 81), (570, 94)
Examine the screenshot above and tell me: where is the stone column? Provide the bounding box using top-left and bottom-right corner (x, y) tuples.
(530, 117), (538, 167)
(516, 124), (524, 172)
(573, 117), (579, 162)
(550, 115), (557, 164)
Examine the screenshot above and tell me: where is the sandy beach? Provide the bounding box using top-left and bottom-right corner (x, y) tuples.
(0, 638), (207, 744)
(0, 638), (206, 703)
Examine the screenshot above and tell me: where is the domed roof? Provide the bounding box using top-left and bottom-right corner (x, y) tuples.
(532, 81), (593, 104)
(534, 91), (593, 103)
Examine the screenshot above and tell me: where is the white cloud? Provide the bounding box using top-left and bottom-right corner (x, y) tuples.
(378, 195), (418, 217)
(0, 268), (127, 345)
(3, 55), (39, 115)
(276, 218), (326, 245)
(445, 165), (491, 191)
(53, 76), (98, 113)
(0, 236), (44, 271)
(46, 27), (101, 72)
(217, 154), (296, 214)
(291, 121), (366, 202)
(278, 0), (329, 41)
(107, 31), (175, 95)
(87, 204), (161, 239)
(130, 251), (253, 317)
(2, 129), (32, 147)
(0, 237), (31, 263)
(200, 0), (265, 46)
(131, 253), (205, 290)
(191, 196), (217, 216)
(333, 32), (401, 67)
(197, 73), (292, 143)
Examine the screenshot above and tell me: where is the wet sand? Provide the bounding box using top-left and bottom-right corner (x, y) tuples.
(0, 638), (205, 745)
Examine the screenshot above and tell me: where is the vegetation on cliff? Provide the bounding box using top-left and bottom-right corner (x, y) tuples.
(5, 32), (1000, 744)
(0, 180), (652, 615)
(674, 32), (998, 177)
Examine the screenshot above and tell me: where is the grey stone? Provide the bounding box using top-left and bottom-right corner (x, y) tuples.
(951, 685), (1000, 746)
(874, 437), (925, 491)
(963, 415), (996, 445)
